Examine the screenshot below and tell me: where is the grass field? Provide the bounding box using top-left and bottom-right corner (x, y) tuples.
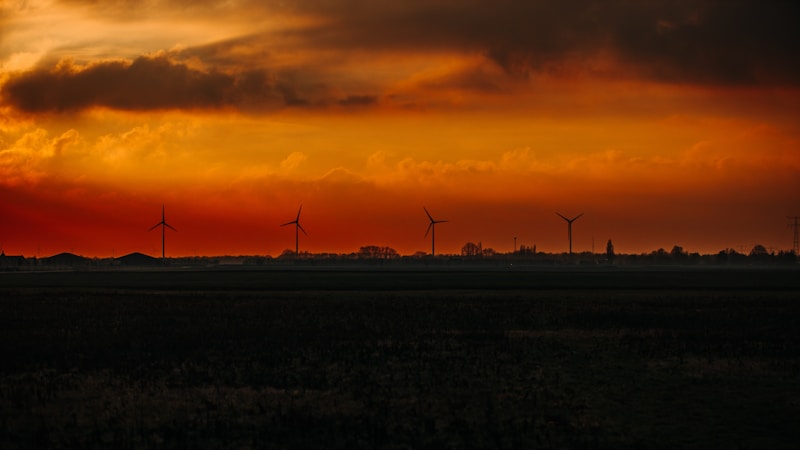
(1, 268), (799, 449)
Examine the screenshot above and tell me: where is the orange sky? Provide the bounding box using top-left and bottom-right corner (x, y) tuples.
(1, 1), (799, 257)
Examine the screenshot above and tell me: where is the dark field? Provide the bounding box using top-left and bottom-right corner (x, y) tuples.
(1, 268), (799, 449)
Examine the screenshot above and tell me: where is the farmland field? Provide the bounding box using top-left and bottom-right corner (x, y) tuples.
(1, 268), (799, 449)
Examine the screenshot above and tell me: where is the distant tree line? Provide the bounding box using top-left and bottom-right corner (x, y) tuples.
(460, 242), (496, 257)
(601, 245), (797, 266)
(0, 243), (797, 271)
(356, 246), (400, 260)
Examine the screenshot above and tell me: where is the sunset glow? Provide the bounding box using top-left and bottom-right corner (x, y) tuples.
(2, 0), (799, 257)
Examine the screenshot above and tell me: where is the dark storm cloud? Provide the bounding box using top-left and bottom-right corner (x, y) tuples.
(277, 0), (800, 85)
(51, 0), (800, 86)
(606, 1), (800, 84)
(174, 34), (275, 70)
(4, 0), (797, 114)
(337, 95), (377, 107)
(2, 57), (235, 112)
(0, 56), (375, 113)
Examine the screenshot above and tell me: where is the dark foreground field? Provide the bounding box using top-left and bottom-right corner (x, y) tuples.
(1, 268), (799, 449)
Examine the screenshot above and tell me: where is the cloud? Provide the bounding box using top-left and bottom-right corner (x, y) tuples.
(2, 57), (231, 112)
(268, 0), (800, 86)
(54, 0), (253, 21)
(0, 55), (380, 113)
(7, 2), (798, 112)
(6, 1), (796, 116)
(337, 95), (378, 107)
(0, 57), (331, 113)
(317, 166), (365, 185)
(1, 119), (216, 190)
(280, 151), (307, 171)
(0, 128), (83, 185)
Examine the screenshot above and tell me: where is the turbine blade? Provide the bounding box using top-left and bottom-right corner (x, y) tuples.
(423, 207), (434, 222)
(164, 223), (177, 232)
(425, 222), (433, 238)
(572, 213), (584, 221)
(148, 223), (161, 232)
(436, 220), (448, 224)
(556, 212), (569, 221)
(297, 223), (308, 236)
(281, 220), (296, 227)
(296, 205), (303, 221)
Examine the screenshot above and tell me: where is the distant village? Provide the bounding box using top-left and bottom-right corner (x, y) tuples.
(1, 242), (797, 271)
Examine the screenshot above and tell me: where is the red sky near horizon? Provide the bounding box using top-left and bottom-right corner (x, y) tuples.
(1, 1), (799, 257)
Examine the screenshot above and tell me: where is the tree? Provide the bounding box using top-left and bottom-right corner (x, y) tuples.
(749, 244), (771, 263)
(651, 248), (669, 263)
(360, 245), (380, 259)
(461, 242), (482, 257)
(606, 239), (615, 263)
(717, 248), (746, 265)
(776, 250), (797, 264)
(670, 245), (688, 261)
(517, 245), (534, 255)
(358, 245), (399, 259)
(749, 244), (768, 257)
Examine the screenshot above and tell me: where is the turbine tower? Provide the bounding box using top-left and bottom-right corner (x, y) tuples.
(149, 204), (177, 259)
(556, 212), (583, 255)
(424, 207), (448, 256)
(281, 205), (307, 255)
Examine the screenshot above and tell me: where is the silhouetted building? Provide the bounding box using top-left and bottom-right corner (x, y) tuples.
(0, 252), (25, 269)
(116, 252), (161, 267)
(42, 252), (89, 267)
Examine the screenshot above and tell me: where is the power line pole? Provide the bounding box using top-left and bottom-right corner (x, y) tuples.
(789, 216), (799, 255)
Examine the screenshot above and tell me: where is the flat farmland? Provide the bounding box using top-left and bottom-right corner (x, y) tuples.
(1, 268), (799, 449)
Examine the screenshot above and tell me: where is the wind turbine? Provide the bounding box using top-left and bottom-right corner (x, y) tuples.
(424, 207), (448, 256)
(281, 205), (307, 255)
(149, 204), (177, 259)
(556, 212), (583, 255)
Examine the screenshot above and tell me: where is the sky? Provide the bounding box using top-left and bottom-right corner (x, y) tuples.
(1, 0), (799, 257)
